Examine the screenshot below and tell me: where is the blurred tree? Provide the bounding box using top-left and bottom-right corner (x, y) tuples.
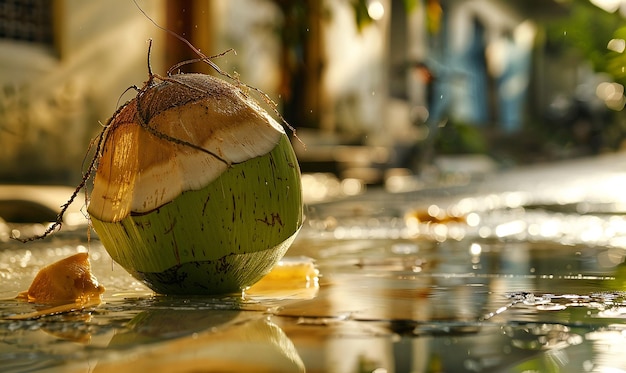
(607, 25), (626, 83)
(541, 0), (626, 153)
(165, 0), (380, 130)
(268, 0), (400, 129)
(545, 0), (626, 87)
(270, 0), (324, 129)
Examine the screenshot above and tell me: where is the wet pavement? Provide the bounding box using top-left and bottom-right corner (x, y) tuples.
(3, 152), (626, 372)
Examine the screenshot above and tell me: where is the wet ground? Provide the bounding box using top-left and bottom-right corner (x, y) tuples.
(3, 152), (626, 372)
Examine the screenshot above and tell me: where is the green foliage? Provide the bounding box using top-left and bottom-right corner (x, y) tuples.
(545, 0), (626, 85)
(607, 26), (626, 81)
(403, 0), (419, 12)
(435, 122), (488, 155)
(352, 0), (374, 31)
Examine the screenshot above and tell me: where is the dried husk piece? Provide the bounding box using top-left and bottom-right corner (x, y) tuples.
(8, 253), (105, 320)
(17, 252), (105, 305)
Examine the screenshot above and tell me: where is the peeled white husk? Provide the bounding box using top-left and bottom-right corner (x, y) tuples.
(88, 73), (303, 295)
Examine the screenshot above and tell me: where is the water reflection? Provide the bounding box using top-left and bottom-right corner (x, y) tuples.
(4, 227), (626, 371)
(97, 310), (305, 373)
(4, 156), (626, 371)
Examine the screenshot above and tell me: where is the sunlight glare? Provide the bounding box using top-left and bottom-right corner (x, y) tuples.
(590, 0), (623, 13)
(367, 1), (385, 21)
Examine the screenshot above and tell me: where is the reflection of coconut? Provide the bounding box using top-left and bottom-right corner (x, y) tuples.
(107, 307), (241, 346)
(95, 315), (305, 373)
(88, 73), (303, 295)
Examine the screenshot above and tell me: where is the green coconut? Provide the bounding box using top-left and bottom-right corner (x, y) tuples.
(87, 73), (303, 295)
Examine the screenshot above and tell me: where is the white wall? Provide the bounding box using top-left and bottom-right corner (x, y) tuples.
(0, 0), (165, 183)
(322, 0), (391, 137)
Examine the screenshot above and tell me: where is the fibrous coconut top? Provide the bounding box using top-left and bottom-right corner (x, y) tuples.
(88, 74), (285, 222)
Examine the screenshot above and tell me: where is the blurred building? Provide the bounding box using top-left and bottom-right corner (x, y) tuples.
(0, 0), (617, 186)
(0, 0), (167, 183)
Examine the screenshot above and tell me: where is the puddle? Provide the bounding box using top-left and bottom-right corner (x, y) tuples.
(3, 231), (626, 372)
(5, 162), (626, 371)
